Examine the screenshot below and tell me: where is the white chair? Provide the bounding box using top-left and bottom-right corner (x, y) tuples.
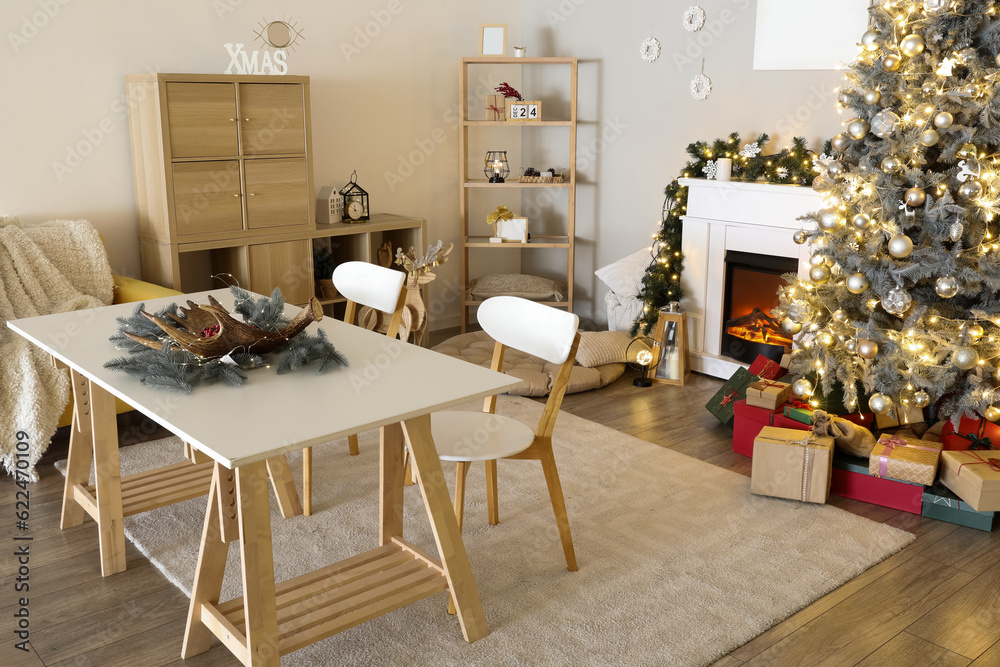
(431, 296), (580, 572)
(302, 261), (407, 515)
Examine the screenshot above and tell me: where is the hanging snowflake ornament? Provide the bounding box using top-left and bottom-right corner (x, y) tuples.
(739, 142), (761, 158)
(702, 160), (718, 180)
(690, 73), (712, 100)
(683, 6), (707, 32)
(776, 166), (789, 179)
(640, 36), (661, 63)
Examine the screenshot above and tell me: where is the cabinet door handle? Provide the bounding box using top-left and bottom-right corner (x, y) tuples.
(243, 117), (250, 122)
(228, 118), (236, 122)
(248, 193), (255, 197)
(233, 193), (241, 198)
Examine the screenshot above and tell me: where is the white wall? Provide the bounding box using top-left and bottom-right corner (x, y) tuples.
(0, 0), (847, 330)
(520, 0), (847, 326)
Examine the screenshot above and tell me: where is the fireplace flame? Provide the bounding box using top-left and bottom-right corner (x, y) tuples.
(725, 307), (792, 347)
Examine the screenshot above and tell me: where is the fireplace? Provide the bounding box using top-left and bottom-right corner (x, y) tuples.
(678, 178), (820, 379)
(719, 250), (796, 365)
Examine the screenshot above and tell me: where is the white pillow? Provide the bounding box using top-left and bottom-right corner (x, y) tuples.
(595, 248), (651, 299)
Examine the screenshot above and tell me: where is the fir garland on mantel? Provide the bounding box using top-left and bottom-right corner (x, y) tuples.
(629, 132), (823, 336)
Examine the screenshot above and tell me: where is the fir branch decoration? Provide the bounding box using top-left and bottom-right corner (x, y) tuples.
(630, 132), (817, 335)
(105, 287), (348, 392)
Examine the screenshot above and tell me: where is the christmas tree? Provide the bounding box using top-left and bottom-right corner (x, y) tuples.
(776, 0), (1000, 424)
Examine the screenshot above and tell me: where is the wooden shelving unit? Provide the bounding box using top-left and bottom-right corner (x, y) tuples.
(458, 57), (578, 331)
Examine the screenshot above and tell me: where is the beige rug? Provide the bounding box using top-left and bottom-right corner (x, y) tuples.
(69, 396), (915, 666)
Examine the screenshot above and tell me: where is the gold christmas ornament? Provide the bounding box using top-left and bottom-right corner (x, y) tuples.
(953, 346), (979, 370)
(862, 30), (880, 51)
(968, 324), (985, 343)
(900, 34), (926, 57)
(781, 317), (803, 335)
(847, 273), (870, 294)
(827, 161), (845, 176)
(809, 254), (828, 267)
(913, 390), (931, 408)
(831, 134), (850, 151)
(792, 378), (814, 398)
(793, 229), (809, 245)
(959, 180), (983, 199)
(934, 111), (954, 128)
(852, 213), (872, 230)
(818, 209), (846, 231)
(880, 155), (903, 174)
(809, 264), (831, 284)
(888, 234), (914, 258)
(857, 339), (879, 359)
(986, 406), (1000, 422)
(833, 309), (848, 322)
(935, 276), (959, 298)
(846, 338), (858, 353)
(864, 89), (881, 106)
(817, 332), (836, 349)
(847, 119), (870, 140)
(905, 187), (926, 207)
(957, 142), (978, 158)
(919, 128), (940, 146)
(881, 54), (902, 72)
(869, 393), (894, 415)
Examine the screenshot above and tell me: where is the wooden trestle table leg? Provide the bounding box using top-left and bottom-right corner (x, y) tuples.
(398, 414), (490, 643)
(61, 370), (94, 530)
(89, 379), (126, 576)
(236, 460), (280, 666)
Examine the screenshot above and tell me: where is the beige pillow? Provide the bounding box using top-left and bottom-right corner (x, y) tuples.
(470, 274), (564, 301)
(575, 331), (647, 368)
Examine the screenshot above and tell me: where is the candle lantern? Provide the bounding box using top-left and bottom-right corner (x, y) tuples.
(484, 150), (510, 183)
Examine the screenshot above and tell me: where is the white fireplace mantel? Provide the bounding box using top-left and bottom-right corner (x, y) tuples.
(678, 178), (822, 379)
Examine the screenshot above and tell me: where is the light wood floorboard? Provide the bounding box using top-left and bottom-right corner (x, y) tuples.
(3, 368), (1000, 665)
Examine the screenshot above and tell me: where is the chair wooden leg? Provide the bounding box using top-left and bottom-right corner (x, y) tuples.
(348, 433), (360, 456)
(485, 460), (499, 525)
(453, 461), (470, 530)
(302, 447), (312, 516)
(536, 439), (578, 572)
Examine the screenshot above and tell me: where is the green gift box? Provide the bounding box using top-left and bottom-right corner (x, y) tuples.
(922, 481), (997, 532)
(705, 367), (759, 427)
(783, 405), (814, 425)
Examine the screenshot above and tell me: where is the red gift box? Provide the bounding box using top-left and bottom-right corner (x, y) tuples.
(733, 399), (810, 457)
(830, 467), (924, 514)
(748, 354), (783, 381)
(940, 416), (1000, 451)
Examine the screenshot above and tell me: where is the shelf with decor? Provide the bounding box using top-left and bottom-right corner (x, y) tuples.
(458, 56), (578, 331)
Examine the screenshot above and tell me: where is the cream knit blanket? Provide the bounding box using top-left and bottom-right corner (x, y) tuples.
(1, 216), (113, 481)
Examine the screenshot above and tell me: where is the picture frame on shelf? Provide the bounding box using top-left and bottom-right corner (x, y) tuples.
(507, 100), (541, 122)
(480, 24), (507, 56)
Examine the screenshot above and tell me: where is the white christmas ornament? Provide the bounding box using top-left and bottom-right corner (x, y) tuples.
(923, 0), (950, 14)
(683, 6), (707, 32)
(950, 221), (964, 241)
(883, 287), (913, 316)
(702, 160), (718, 179)
(937, 57), (957, 76)
(640, 37), (661, 63)
(690, 73), (712, 100)
(957, 160), (980, 182)
(739, 142), (761, 158)
(871, 109), (900, 138)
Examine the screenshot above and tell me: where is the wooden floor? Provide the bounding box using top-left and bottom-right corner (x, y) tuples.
(3, 367), (999, 666)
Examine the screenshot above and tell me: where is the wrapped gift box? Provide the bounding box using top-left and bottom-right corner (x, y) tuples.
(922, 481), (997, 532)
(485, 94), (506, 121)
(750, 427), (834, 503)
(782, 404), (875, 430)
(831, 453), (923, 514)
(748, 354), (783, 381)
(706, 367), (760, 427)
(940, 416), (1000, 451)
(780, 353), (792, 370)
(874, 404), (926, 430)
(745, 379), (791, 411)
(869, 434), (942, 486)
(939, 450), (1000, 512)
(733, 400), (809, 457)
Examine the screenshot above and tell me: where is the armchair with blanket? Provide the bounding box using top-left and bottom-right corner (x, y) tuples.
(1, 216), (180, 481)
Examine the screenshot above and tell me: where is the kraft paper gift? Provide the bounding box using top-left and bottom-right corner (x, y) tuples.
(868, 434), (942, 486)
(939, 449), (1000, 512)
(485, 94), (506, 121)
(745, 379), (791, 411)
(751, 426), (835, 504)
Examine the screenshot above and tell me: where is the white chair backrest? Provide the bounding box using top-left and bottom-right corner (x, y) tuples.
(478, 296), (579, 364)
(332, 261), (406, 313)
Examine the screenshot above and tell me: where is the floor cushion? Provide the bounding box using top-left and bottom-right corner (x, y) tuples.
(433, 330), (624, 396)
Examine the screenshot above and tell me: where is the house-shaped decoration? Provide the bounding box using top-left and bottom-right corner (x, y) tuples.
(339, 170), (370, 222)
(315, 185), (344, 224)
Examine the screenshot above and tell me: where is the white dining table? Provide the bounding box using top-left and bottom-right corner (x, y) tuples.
(9, 288), (519, 665)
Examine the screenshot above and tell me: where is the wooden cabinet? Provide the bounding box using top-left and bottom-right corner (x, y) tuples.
(458, 57), (578, 332)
